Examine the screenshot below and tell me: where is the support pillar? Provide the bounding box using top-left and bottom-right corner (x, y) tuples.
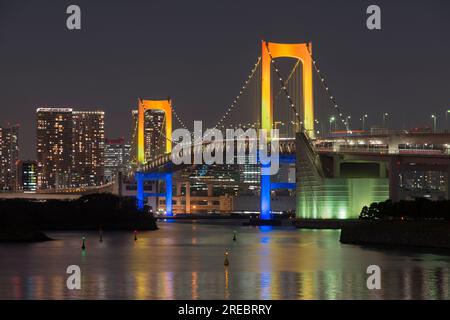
(136, 172), (144, 211)
(186, 181), (191, 213)
(260, 163), (271, 220)
(333, 156), (341, 178)
(389, 158), (400, 203)
(207, 184), (213, 197)
(379, 162), (387, 178)
(176, 181), (182, 196)
(165, 173), (173, 216)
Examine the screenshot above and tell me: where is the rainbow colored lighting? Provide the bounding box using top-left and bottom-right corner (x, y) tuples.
(137, 98), (172, 164)
(261, 41), (314, 138)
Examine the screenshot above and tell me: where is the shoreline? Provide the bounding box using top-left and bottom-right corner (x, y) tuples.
(0, 194), (159, 242)
(294, 218), (360, 229)
(0, 224), (159, 243)
(340, 221), (450, 250)
(0, 229), (53, 243)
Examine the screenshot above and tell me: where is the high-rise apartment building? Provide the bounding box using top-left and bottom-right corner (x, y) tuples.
(0, 124), (19, 190)
(72, 111), (105, 187)
(36, 108), (73, 189)
(16, 160), (37, 192)
(104, 137), (131, 182)
(130, 109), (166, 165)
(36, 108), (105, 189)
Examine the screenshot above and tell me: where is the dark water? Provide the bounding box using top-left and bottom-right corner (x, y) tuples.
(0, 221), (449, 300)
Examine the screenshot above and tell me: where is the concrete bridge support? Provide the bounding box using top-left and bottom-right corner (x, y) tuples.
(136, 171), (173, 216)
(388, 157), (401, 203)
(260, 163), (271, 220)
(260, 155), (296, 220)
(175, 180), (191, 213)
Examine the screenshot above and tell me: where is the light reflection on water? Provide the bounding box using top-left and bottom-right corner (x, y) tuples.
(0, 222), (449, 299)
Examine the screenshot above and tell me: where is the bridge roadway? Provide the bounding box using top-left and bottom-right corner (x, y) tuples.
(141, 137), (450, 173)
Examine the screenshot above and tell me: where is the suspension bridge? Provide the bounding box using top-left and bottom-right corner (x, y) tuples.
(132, 40), (350, 219)
(132, 40), (450, 220)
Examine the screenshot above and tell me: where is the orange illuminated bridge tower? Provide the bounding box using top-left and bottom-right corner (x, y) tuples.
(136, 98), (173, 215)
(137, 98), (172, 164)
(260, 41), (315, 219)
(261, 40), (314, 138)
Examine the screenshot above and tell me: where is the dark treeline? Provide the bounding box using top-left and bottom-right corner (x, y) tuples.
(0, 193), (157, 231)
(360, 198), (450, 221)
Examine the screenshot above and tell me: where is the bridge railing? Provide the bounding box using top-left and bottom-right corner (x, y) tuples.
(140, 138), (298, 172)
(315, 146), (450, 156)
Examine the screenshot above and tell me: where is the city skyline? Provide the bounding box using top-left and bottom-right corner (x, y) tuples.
(0, 104), (171, 190)
(1, 1), (450, 304)
(1, 0), (449, 159)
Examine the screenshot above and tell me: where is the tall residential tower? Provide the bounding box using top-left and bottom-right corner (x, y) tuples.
(36, 108), (73, 189)
(104, 137), (131, 182)
(36, 107), (105, 189)
(72, 111), (105, 187)
(0, 124), (19, 190)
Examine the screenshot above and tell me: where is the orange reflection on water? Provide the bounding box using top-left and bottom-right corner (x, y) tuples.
(51, 276), (64, 299)
(224, 268), (230, 299)
(191, 272), (198, 300)
(135, 272), (149, 299)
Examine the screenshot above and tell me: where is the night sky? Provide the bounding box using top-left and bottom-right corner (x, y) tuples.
(0, 0), (449, 159)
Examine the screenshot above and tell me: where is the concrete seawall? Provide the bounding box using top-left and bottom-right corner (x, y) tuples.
(340, 221), (450, 249)
(295, 219), (360, 229)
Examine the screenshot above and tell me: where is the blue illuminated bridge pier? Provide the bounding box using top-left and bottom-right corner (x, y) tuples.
(136, 138), (297, 219)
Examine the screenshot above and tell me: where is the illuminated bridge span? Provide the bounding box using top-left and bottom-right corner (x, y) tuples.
(141, 138), (297, 172)
(142, 134), (450, 173)
(135, 41), (324, 218)
(134, 40), (450, 219)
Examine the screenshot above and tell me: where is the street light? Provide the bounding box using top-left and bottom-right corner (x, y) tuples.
(315, 119), (324, 138)
(346, 116), (351, 131)
(329, 116), (335, 134)
(431, 114), (437, 133)
(361, 114), (368, 131)
(382, 113), (389, 127)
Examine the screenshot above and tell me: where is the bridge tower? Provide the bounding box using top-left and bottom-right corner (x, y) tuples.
(136, 98), (173, 216)
(260, 41), (314, 219)
(137, 98), (172, 164)
(261, 41), (314, 138)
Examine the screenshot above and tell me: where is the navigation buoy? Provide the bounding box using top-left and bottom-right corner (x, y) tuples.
(99, 228), (103, 242)
(81, 236), (86, 250)
(232, 231), (237, 242)
(134, 230), (138, 241)
(224, 252), (229, 266)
